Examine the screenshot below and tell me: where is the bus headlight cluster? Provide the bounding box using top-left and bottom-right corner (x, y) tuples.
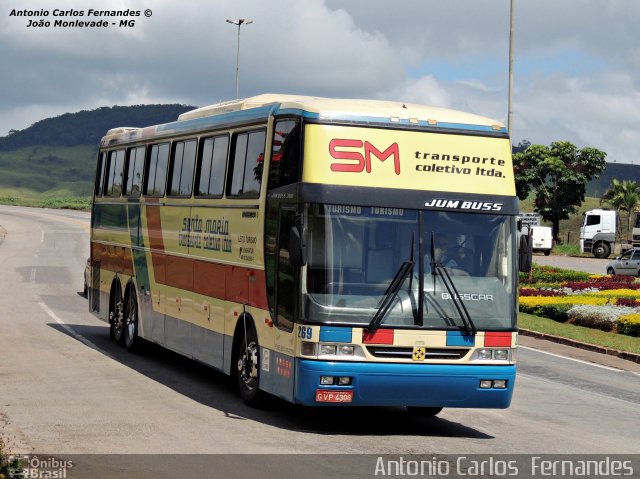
(472, 348), (514, 362)
(479, 379), (508, 389)
(301, 342), (364, 360)
(320, 376), (352, 386)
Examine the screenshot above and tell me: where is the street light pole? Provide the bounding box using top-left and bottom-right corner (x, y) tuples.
(508, 0), (515, 136)
(226, 18), (253, 100)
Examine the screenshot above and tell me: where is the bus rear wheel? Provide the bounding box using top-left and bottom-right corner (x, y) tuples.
(124, 290), (141, 353)
(109, 284), (124, 344)
(406, 406), (443, 417)
(236, 326), (265, 407)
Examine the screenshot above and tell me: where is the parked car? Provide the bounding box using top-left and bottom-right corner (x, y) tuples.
(606, 248), (640, 276)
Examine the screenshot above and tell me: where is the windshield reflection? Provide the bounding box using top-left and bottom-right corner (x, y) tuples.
(302, 204), (516, 331)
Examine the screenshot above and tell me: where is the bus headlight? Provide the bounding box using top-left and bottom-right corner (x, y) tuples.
(301, 342), (316, 356)
(338, 345), (355, 356)
(320, 344), (337, 355)
(472, 348), (514, 363)
(493, 349), (510, 361)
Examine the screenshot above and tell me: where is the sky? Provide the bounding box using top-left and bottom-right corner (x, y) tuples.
(1, 0), (639, 164)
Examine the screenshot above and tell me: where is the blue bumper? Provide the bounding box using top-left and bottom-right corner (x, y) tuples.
(295, 359), (516, 408)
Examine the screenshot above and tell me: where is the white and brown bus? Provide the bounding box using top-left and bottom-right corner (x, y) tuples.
(89, 94), (526, 414)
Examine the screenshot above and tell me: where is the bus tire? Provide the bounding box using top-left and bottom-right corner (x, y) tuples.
(406, 406), (443, 417)
(109, 281), (125, 345)
(124, 287), (141, 353)
(235, 323), (265, 407)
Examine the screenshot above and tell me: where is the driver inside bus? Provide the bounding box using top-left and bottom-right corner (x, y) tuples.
(426, 234), (469, 276)
(434, 233), (457, 267)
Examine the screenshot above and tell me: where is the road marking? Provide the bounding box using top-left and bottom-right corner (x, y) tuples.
(520, 345), (624, 372)
(36, 298), (113, 360)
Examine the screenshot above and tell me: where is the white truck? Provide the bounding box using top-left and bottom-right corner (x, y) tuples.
(580, 209), (618, 258)
(530, 226), (553, 256)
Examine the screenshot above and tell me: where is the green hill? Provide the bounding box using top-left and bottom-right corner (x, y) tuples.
(0, 104), (195, 200)
(0, 104), (195, 151)
(586, 162), (640, 197)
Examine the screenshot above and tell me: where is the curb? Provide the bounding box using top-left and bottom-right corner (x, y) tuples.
(519, 328), (640, 364)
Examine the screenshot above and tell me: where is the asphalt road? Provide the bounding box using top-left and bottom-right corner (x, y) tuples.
(532, 253), (611, 274)
(0, 206), (638, 478)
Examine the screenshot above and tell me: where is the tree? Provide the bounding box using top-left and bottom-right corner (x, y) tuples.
(601, 179), (640, 239)
(513, 141), (607, 243)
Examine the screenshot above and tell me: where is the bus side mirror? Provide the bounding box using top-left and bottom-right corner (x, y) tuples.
(289, 226), (307, 267)
(519, 232), (532, 272)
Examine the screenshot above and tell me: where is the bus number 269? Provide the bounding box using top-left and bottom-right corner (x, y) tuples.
(297, 326), (313, 340)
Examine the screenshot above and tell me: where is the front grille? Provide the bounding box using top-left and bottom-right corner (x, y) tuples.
(366, 347), (470, 360)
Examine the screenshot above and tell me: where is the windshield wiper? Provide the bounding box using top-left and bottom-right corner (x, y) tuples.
(429, 231), (476, 336)
(433, 263), (477, 336)
(366, 260), (415, 333)
(367, 234), (416, 333)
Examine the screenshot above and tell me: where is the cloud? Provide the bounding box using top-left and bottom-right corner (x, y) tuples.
(1, 0), (639, 165)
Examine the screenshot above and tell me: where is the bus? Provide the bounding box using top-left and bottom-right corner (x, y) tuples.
(89, 94), (529, 415)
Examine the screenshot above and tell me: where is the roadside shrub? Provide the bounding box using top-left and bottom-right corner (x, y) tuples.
(520, 264), (591, 284)
(564, 281), (640, 292)
(519, 303), (572, 323)
(617, 314), (640, 337)
(519, 296), (609, 307)
(615, 298), (640, 307)
(519, 288), (566, 297)
(568, 310), (616, 332)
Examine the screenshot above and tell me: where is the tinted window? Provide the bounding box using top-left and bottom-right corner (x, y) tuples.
(145, 143), (169, 196)
(268, 120), (301, 190)
(196, 135), (229, 197)
(632, 250), (640, 261)
(124, 146), (145, 196)
(169, 139), (197, 196)
(105, 149), (125, 197)
(228, 129), (266, 197)
(95, 151), (107, 196)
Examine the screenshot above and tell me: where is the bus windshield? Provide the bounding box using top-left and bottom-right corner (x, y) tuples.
(303, 204), (516, 331)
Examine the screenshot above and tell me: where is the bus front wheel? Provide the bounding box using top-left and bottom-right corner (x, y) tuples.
(236, 325), (265, 407)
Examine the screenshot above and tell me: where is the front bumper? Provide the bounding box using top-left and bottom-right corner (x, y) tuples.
(295, 359), (516, 408)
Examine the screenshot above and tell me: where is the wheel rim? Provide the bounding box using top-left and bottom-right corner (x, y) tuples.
(111, 300), (124, 338)
(238, 341), (259, 391)
(126, 297), (137, 340)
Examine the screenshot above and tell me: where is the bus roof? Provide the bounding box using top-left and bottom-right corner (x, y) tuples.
(101, 93), (506, 147)
(178, 94), (505, 129)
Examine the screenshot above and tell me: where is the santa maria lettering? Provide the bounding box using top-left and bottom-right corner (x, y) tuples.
(179, 216), (232, 253)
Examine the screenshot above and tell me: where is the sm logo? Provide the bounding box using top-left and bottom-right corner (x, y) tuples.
(329, 139), (401, 175)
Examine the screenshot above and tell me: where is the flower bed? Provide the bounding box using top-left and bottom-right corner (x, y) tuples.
(519, 264), (640, 337)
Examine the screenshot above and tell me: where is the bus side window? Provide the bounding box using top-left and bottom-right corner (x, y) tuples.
(104, 149), (125, 197)
(268, 120), (301, 191)
(195, 135), (228, 197)
(123, 146), (145, 197)
(228, 129), (266, 197)
(169, 139), (197, 197)
(95, 151), (107, 197)
(144, 143), (170, 196)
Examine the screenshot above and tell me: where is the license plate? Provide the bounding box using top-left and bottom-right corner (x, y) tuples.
(315, 389), (354, 403)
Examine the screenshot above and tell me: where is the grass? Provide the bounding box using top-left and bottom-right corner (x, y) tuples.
(0, 195), (91, 211)
(519, 312), (640, 354)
